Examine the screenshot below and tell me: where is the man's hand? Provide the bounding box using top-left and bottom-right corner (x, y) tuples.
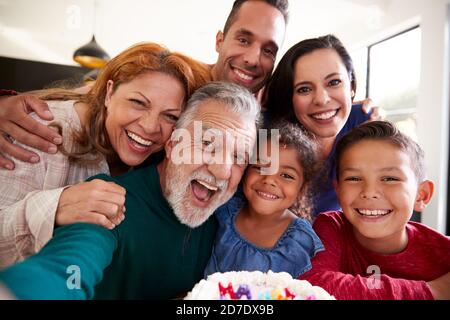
(355, 98), (386, 121)
(427, 272), (450, 300)
(0, 94), (63, 170)
(56, 179), (126, 230)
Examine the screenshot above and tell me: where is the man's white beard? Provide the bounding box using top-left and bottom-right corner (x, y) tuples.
(163, 163), (232, 228)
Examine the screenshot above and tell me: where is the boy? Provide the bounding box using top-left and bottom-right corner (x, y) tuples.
(300, 121), (450, 300)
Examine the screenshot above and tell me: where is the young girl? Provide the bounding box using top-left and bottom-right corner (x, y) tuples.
(204, 121), (324, 278)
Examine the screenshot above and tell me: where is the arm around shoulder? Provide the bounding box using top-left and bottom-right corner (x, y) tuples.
(0, 94), (61, 167)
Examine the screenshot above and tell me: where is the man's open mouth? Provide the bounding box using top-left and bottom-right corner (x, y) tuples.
(232, 67), (254, 81)
(191, 179), (219, 203)
(230, 64), (259, 86)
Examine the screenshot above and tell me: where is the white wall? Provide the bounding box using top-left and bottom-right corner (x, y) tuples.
(2, 0), (440, 65)
(417, 1), (449, 232)
(0, 0), (229, 65)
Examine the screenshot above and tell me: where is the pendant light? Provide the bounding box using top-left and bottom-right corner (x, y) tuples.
(73, 0), (110, 69)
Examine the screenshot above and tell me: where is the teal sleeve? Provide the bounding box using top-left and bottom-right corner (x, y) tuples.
(0, 223), (118, 300)
(86, 173), (113, 182)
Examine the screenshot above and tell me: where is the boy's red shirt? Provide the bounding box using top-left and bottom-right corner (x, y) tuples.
(300, 211), (450, 300)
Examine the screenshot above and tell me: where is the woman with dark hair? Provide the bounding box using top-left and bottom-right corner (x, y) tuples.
(263, 34), (368, 216)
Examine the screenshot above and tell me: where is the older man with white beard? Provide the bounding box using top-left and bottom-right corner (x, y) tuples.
(0, 82), (259, 300)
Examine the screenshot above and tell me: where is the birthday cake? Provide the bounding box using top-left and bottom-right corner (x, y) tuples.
(185, 271), (335, 300)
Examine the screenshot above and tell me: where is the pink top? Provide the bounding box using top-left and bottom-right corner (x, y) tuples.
(300, 211), (450, 300)
(0, 100), (109, 268)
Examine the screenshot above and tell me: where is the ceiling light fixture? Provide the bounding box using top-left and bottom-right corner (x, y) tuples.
(73, 0), (110, 69)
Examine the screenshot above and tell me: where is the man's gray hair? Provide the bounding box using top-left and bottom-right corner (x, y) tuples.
(175, 81), (261, 130)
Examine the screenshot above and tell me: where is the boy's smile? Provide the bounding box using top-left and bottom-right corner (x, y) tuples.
(335, 139), (430, 254)
(355, 208), (392, 217)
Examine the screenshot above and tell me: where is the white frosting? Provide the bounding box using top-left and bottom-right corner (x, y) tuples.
(185, 271), (335, 300)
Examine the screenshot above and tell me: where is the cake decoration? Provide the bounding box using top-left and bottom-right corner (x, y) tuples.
(185, 271), (335, 300)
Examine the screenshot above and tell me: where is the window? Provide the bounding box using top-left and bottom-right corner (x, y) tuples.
(351, 27), (421, 141)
